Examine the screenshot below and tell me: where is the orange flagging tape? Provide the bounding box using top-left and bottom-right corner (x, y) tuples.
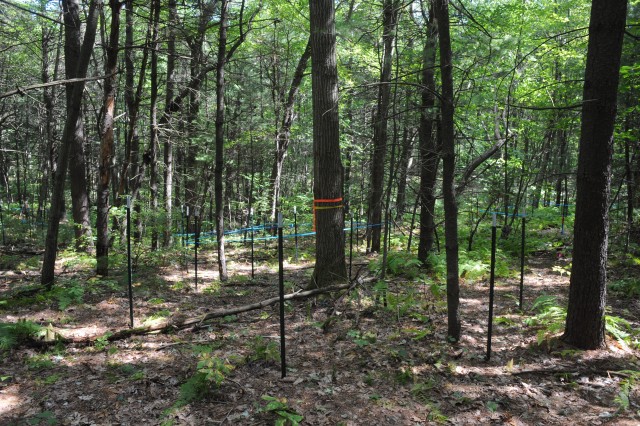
(313, 198), (344, 231)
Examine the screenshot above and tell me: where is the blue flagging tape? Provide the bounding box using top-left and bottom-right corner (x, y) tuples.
(182, 222), (385, 246)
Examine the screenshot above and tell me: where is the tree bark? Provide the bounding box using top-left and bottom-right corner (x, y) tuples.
(434, 0), (461, 341)
(268, 40), (311, 220)
(417, 3), (440, 263)
(42, 0), (101, 288)
(563, 0), (627, 350)
(215, 0), (229, 281)
(309, 0), (347, 287)
(368, 0), (399, 253)
(63, 0), (94, 253)
(96, 0), (121, 275)
(148, 0), (161, 251)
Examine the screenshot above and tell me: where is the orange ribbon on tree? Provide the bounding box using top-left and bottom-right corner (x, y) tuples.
(312, 197), (343, 231)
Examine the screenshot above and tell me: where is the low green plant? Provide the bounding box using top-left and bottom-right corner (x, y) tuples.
(524, 295), (566, 345)
(94, 332), (113, 351)
(605, 314), (639, 348)
(26, 410), (58, 425)
(249, 336), (280, 364)
(52, 279), (84, 310)
(0, 319), (44, 350)
(613, 370), (640, 412)
(259, 395), (304, 426)
(608, 278), (640, 298)
(347, 329), (376, 347)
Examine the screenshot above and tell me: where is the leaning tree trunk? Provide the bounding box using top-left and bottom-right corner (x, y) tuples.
(434, 0), (461, 342)
(309, 0), (347, 287)
(563, 0), (627, 350)
(268, 40), (311, 221)
(42, 0), (101, 288)
(96, 0), (121, 276)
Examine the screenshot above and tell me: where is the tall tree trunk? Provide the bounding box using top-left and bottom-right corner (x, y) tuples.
(434, 0), (461, 341)
(162, 0), (178, 248)
(63, 0), (94, 253)
(368, 0), (399, 253)
(96, 0), (121, 275)
(148, 0), (161, 251)
(215, 0), (229, 281)
(42, 0), (101, 288)
(417, 4), (439, 263)
(309, 0), (347, 287)
(268, 40), (311, 220)
(563, 0), (627, 350)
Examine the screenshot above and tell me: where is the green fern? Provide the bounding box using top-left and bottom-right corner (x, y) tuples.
(0, 320), (44, 351)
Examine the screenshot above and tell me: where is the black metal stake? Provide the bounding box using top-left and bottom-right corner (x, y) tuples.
(349, 214), (354, 281)
(194, 208), (199, 291)
(293, 207), (298, 262)
(486, 213), (497, 361)
(127, 196), (134, 328)
(519, 210), (526, 310)
(277, 211), (286, 378)
(0, 201), (5, 245)
(264, 215), (268, 249)
(185, 207), (190, 273)
(250, 208), (255, 279)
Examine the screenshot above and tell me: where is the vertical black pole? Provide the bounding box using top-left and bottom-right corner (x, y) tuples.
(263, 215), (267, 248)
(486, 213), (497, 360)
(293, 206), (298, 262)
(519, 208), (526, 310)
(127, 196), (134, 328)
(250, 208), (255, 279)
(349, 214), (354, 281)
(0, 200), (5, 245)
(185, 207), (190, 272)
(181, 205), (185, 247)
(194, 208), (199, 291)
(277, 211), (286, 378)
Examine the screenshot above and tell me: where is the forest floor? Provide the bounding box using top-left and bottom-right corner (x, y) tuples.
(1, 237), (640, 425)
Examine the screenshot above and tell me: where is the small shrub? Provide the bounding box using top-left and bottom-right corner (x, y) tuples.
(0, 320), (44, 351)
(259, 395), (304, 426)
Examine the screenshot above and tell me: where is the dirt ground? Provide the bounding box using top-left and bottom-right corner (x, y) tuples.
(1, 241), (639, 425)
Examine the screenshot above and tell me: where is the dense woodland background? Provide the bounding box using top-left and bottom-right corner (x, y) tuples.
(1, 0), (640, 424)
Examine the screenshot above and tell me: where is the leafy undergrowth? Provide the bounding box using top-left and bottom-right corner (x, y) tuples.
(1, 242), (639, 425)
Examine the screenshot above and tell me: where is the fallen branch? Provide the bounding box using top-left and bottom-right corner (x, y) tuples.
(61, 282), (353, 344)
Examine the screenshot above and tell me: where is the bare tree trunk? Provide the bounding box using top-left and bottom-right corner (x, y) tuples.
(417, 3), (439, 263)
(564, 0), (627, 350)
(268, 40), (311, 220)
(434, 0), (461, 341)
(148, 0), (161, 251)
(96, 0), (121, 275)
(309, 0), (347, 287)
(368, 0), (399, 253)
(215, 0), (230, 281)
(42, 0), (101, 288)
(63, 0), (94, 253)
(162, 0), (177, 248)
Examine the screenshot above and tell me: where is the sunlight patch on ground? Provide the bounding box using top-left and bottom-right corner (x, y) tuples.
(0, 385), (23, 416)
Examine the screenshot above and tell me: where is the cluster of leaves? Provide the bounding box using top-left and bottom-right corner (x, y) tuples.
(259, 395), (303, 426)
(0, 319), (44, 351)
(524, 295), (566, 346)
(248, 336), (280, 365)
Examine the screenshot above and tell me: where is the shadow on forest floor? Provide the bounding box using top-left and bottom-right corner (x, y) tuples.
(1, 240), (639, 425)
